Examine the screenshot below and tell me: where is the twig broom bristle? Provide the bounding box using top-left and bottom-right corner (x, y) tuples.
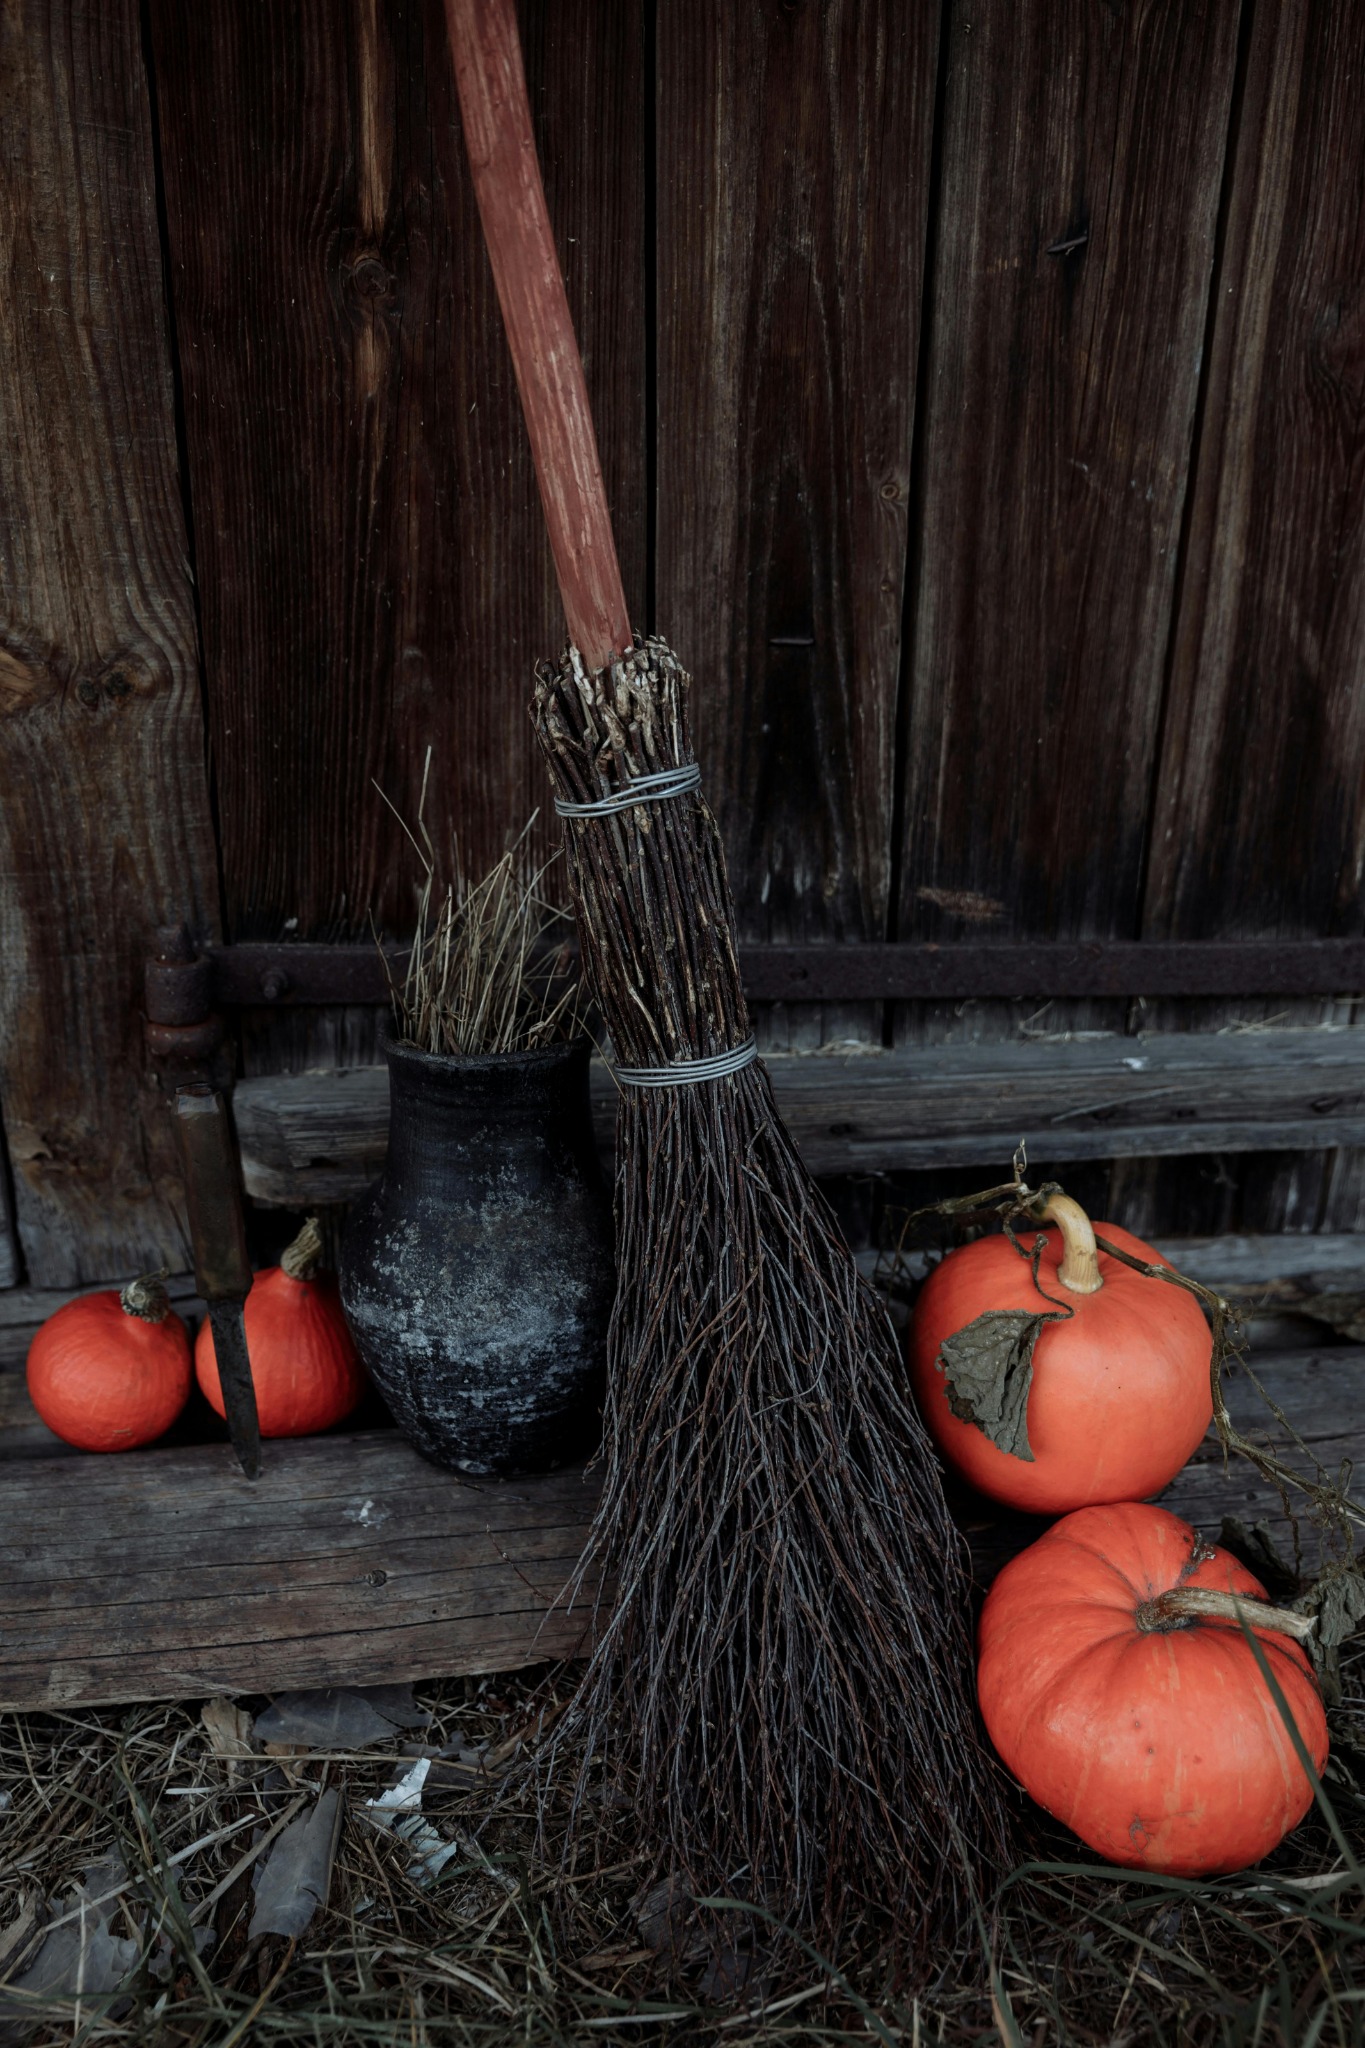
(531, 640), (1011, 1956)
(445, 0), (1011, 1965)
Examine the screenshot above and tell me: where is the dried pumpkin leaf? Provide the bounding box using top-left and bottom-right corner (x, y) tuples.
(1311, 1568), (1365, 1651)
(936, 1309), (1053, 1462)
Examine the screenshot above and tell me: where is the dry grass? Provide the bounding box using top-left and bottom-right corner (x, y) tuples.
(2, 1653), (1365, 2046)
(378, 761), (577, 1057)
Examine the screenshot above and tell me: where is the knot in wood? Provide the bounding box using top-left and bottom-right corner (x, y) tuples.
(348, 253), (395, 304)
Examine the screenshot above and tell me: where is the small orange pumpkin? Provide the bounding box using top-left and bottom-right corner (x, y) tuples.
(909, 1195), (1212, 1513)
(27, 1275), (192, 1452)
(978, 1502), (1327, 1875)
(195, 1216), (365, 1438)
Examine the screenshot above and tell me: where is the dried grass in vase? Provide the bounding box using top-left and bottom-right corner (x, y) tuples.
(378, 764), (578, 1057)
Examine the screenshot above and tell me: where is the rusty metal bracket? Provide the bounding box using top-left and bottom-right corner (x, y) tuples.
(200, 936), (1365, 1008)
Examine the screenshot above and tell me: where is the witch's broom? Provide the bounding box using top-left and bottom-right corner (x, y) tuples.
(444, 0), (1009, 1953)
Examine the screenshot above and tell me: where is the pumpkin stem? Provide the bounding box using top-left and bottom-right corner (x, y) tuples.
(1135, 1585), (1316, 1642)
(280, 1215), (324, 1283)
(119, 1272), (171, 1323)
(1038, 1193), (1103, 1294)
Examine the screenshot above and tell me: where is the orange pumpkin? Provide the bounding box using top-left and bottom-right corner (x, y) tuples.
(979, 1502), (1327, 1875)
(195, 1216), (365, 1439)
(909, 1196), (1212, 1513)
(27, 1275), (192, 1452)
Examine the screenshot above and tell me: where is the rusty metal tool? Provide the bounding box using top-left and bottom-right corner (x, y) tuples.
(173, 1084), (261, 1480)
(143, 926), (261, 1480)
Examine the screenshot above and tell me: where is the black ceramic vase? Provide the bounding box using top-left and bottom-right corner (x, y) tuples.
(338, 1034), (613, 1476)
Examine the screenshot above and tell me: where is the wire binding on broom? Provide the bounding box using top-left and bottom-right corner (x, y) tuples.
(611, 1037), (758, 1087)
(533, 634), (1011, 1965)
(552, 763), (702, 817)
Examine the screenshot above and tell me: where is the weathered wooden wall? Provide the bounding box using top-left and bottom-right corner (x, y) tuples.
(0, 0), (220, 1289)
(2, 0), (1365, 1286)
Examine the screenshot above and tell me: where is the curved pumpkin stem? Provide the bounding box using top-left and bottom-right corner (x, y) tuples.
(281, 1215), (324, 1283)
(119, 1272), (170, 1323)
(1136, 1585), (1315, 1642)
(1038, 1193), (1103, 1295)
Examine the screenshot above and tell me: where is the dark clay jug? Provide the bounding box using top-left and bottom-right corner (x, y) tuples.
(338, 1034), (613, 1475)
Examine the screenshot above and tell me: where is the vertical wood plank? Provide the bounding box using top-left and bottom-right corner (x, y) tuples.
(896, 0), (1240, 981)
(147, 0), (644, 945)
(1144, 0), (1365, 948)
(1142, 1), (1365, 1237)
(655, 1), (939, 1047)
(0, 0), (220, 1286)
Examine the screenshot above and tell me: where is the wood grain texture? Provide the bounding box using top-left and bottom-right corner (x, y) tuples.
(0, 0), (221, 1288)
(0, 1371), (68, 1461)
(1140, 3), (1365, 1235)
(655, 0), (938, 1048)
(1159, 1339), (1365, 1571)
(147, 0), (644, 942)
(5, 1344), (1354, 1708)
(228, 1027), (1365, 1201)
(444, 0), (631, 669)
(1145, 1), (1365, 943)
(898, 0), (1239, 951)
(0, 1432), (601, 1709)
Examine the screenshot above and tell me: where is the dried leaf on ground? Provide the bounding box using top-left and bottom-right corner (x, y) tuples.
(249, 1789), (343, 1941)
(255, 1685), (430, 1750)
(0, 1858), (140, 2044)
(200, 1696), (257, 1761)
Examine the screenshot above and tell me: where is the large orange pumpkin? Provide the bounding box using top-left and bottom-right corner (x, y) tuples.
(196, 1217), (366, 1439)
(979, 1502), (1327, 1875)
(909, 1196), (1212, 1513)
(27, 1275), (192, 1452)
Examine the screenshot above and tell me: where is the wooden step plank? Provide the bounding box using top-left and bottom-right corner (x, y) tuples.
(0, 1434), (601, 1712)
(1218, 1348), (1365, 1447)
(0, 1372), (68, 1460)
(231, 1028), (1365, 1203)
(5, 1343), (1358, 1712)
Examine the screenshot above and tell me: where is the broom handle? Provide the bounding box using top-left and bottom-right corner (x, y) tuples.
(445, 0), (632, 673)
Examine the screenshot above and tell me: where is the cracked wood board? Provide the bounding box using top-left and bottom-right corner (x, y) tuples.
(0, 1431), (601, 1710)
(231, 1028), (1365, 1205)
(4, 1344), (1360, 1709)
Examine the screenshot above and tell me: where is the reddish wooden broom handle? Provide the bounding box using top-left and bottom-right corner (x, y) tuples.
(445, 0), (632, 673)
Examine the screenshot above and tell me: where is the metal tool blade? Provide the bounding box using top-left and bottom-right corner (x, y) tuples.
(207, 1298), (261, 1481)
(173, 1085), (262, 1479)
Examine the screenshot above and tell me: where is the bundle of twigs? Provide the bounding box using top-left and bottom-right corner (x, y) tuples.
(445, 0), (1008, 1957)
(533, 640), (1009, 1948)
